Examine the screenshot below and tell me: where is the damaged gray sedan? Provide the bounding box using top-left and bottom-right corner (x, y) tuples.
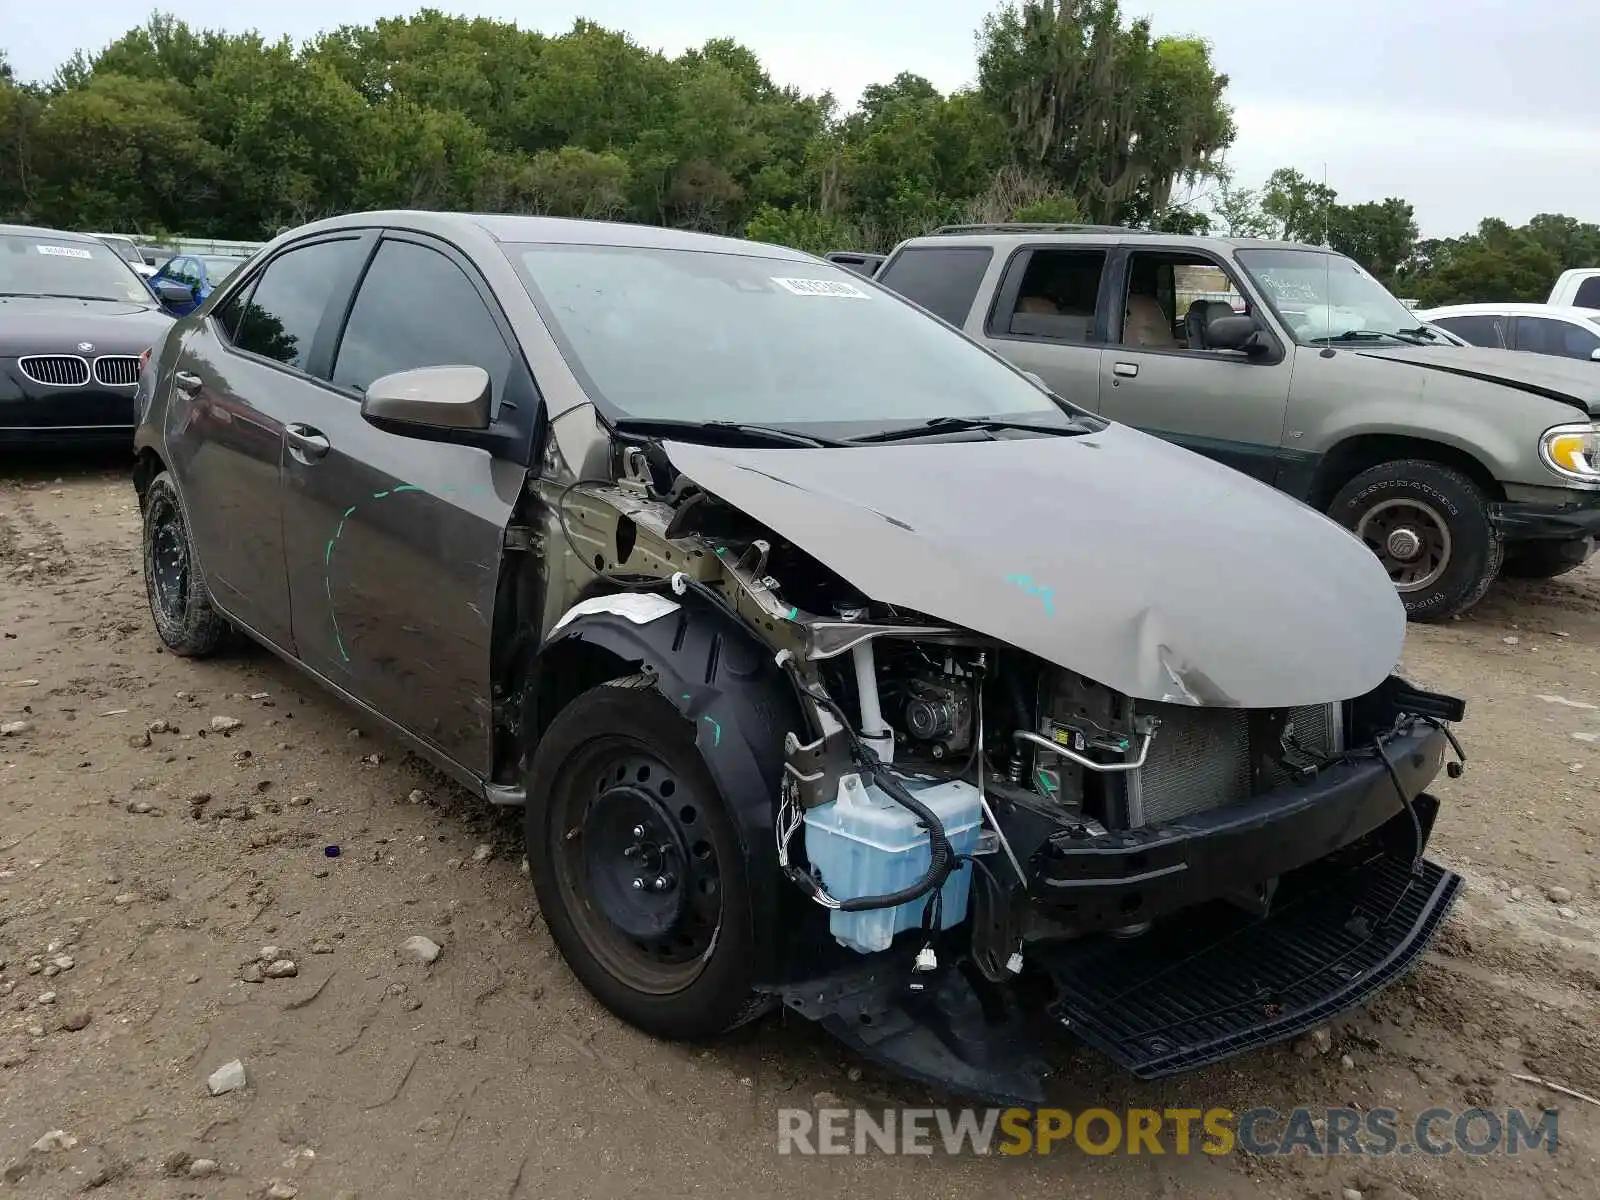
(131, 212), (1468, 1101)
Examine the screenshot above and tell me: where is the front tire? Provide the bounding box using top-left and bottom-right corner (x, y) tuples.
(1328, 459), (1502, 622)
(141, 470), (230, 657)
(525, 676), (767, 1040)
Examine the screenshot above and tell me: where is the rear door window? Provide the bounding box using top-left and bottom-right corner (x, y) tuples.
(1431, 314), (1505, 348)
(875, 246), (993, 326)
(1515, 315), (1600, 360)
(993, 249), (1107, 343)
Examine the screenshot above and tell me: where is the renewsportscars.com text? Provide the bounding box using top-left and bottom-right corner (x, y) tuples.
(776, 1106), (1559, 1157)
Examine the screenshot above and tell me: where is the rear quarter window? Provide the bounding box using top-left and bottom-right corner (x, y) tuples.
(876, 246), (994, 327)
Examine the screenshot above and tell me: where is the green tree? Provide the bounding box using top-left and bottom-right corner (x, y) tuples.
(976, 0), (1233, 225)
(1398, 219), (1563, 307)
(1260, 167), (1337, 243)
(31, 73), (218, 232)
(1211, 170), (1275, 238)
(1326, 197), (1417, 284)
(745, 203), (855, 255)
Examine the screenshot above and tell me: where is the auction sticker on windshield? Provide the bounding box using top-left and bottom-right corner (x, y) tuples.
(36, 245), (94, 259)
(773, 276), (870, 298)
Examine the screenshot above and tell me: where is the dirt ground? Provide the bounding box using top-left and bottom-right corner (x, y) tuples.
(1, 457), (1597, 1200)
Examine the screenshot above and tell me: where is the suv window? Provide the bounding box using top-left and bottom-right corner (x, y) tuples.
(231, 239), (365, 370)
(332, 239), (512, 401)
(876, 246), (992, 326)
(1431, 314), (1505, 348)
(1575, 277), (1600, 309)
(166, 257), (200, 287)
(1121, 250), (1251, 352)
(1516, 315), (1600, 360)
(996, 248), (1105, 343)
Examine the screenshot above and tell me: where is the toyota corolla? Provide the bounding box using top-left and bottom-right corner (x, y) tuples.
(131, 210), (1467, 1100)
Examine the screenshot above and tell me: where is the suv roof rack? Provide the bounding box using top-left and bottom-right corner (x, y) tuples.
(931, 222), (1160, 236)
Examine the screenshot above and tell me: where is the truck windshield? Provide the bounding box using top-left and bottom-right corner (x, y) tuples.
(0, 233), (153, 303)
(507, 243), (1074, 433)
(1236, 248), (1431, 345)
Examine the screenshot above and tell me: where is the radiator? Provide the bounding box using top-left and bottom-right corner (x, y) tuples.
(1129, 702), (1342, 825)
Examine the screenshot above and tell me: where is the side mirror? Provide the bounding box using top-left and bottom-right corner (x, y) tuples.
(153, 279), (192, 308)
(1590, 347), (1600, 363)
(1207, 314), (1268, 355)
(360, 365), (492, 433)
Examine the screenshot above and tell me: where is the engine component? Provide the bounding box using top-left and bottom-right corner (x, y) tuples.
(802, 771), (982, 954)
(843, 614), (894, 764)
(1128, 700), (1343, 825)
(900, 675), (974, 758)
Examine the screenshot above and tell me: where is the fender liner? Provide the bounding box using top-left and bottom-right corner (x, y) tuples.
(533, 596), (810, 985)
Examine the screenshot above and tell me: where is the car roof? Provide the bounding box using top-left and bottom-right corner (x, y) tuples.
(1420, 302), (1600, 321)
(281, 210), (815, 262)
(894, 225), (1321, 256)
(0, 224), (105, 245)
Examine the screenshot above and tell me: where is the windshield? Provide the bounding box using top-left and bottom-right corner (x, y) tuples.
(94, 236), (143, 265)
(0, 233), (153, 303)
(202, 256), (244, 281)
(506, 244), (1069, 431)
(1235, 248), (1432, 344)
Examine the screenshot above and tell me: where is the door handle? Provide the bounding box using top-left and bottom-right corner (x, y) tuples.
(174, 370), (202, 393)
(1112, 362), (1139, 378)
(285, 423), (330, 461)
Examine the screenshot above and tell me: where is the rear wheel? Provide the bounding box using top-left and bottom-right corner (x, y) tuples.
(141, 471), (230, 657)
(1328, 459), (1502, 622)
(1500, 538), (1593, 580)
(525, 676), (768, 1040)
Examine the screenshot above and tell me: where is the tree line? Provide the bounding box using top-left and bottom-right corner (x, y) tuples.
(0, 3), (1593, 308)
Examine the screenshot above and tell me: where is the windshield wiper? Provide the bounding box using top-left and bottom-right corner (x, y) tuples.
(607, 416), (850, 448)
(1312, 329), (1429, 346)
(847, 414), (1101, 445)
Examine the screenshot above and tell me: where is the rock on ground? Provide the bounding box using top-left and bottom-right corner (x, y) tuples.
(207, 1059), (247, 1095)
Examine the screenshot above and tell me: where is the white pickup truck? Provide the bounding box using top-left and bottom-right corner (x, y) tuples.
(1549, 268), (1600, 308)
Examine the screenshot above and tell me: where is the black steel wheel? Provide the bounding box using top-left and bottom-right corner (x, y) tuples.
(526, 676), (768, 1039)
(141, 470), (230, 657)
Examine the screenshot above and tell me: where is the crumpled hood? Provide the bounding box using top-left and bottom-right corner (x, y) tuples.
(0, 296), (172, 357)
(1356, 345), (1598, 413)
(664, 424), (1406, 708)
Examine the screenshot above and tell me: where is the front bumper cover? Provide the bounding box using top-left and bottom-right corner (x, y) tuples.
(1491, 491), (1600, 540)
(1028, 725), (1448, 930)
(772, 719), (1462, 1103)
(775, 799), (1460, 1103)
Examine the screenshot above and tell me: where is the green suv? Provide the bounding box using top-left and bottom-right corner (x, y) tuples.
(860, 223), (1600, 620)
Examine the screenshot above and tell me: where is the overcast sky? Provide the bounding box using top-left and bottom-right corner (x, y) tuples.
(3, 0), (1596, 237)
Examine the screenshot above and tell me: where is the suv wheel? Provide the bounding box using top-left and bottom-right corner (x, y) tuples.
(1500, 538), (1593, 581)
(525, 675), (769, 1040)
(1328, 459), (1502, 622)
(141, 470), (231, 657)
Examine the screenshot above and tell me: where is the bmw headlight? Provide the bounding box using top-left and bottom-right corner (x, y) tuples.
(1539, 422), (1600, 483)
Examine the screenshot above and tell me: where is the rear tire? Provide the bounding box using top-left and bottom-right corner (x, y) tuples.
(1500, 539), (1592, 581)
(1328, 459), (1502, 622)
(525, 675), (768, 1040)
(141, 470), (230, 657)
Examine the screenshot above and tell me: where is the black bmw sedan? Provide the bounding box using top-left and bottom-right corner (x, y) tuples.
(1, 223), (175, 448)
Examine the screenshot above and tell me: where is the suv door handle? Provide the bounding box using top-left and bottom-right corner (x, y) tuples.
(285, 423), (330, 461)
(1112, 362), (1139, 378)
(174, 371), (202, 393)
